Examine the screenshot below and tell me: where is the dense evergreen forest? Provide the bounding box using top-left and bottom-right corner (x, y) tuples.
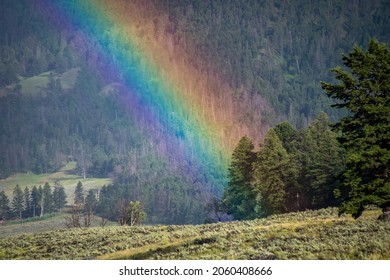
(222, 112), (345, 220)
(0, 0), (389, 224)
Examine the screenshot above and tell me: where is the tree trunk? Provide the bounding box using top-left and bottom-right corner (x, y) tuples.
(40, 200), (44, 217)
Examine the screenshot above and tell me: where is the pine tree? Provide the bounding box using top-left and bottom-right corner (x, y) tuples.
(83, 189), (98, 227)
(74, 181), (84, 205)
(12, 185), (24, 219)
(84, 190), (97, 211)
(302, 112), (345, 209)
(53, 185), (67, 212)
(222, 136), (257, 220)
(321, 39), (390, 218)
(42, 183), (53, 214)
(30, 186), (41, 217)
(273, 121), (299, 153)
(0, 190), (10, 220)
(24, 186), (30, 213)
(252, 129), (290, 217)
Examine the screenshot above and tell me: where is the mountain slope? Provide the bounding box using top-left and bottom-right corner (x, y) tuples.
(0, 0), (389, 224)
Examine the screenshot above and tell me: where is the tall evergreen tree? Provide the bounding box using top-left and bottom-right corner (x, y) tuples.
(252, 129), (290, 217)
(302, 112), (345, 209)
(321, 39), (390, 218)
(273, 121), (299, 153)
(30, 186), (41, 217)
(83, 189), (98, 227)
(222, 136), (256, 220)
(74, 181), (84, 205)
(53, 185), (67, 212)
(12, 185), (24, 219)
(24, 186), (30, 213)
(273, 122), (302, 211)
(0, 190), (10, 220)
(42, 183), (53, 214)
(84, 189), (97, 212)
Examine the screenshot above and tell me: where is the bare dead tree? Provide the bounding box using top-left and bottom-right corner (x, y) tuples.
(100, 216), (108, 227)
(116, 199), (128, 226)
(65, 203), (83, 228)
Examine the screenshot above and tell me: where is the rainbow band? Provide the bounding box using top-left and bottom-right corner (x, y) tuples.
(37, 0), (255, 190)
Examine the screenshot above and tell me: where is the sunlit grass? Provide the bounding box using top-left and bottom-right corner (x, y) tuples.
(0, 67), (80, 97)
(59, 67), (80, 90)
(1, 208), (389, 260)
(0, 162), (112, 201)
(0, 210), (116, 238)
(19, 71), (51, 95)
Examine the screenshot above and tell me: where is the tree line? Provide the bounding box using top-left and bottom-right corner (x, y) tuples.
(221, 112), (345, 220)
(0, 180), (146, 227)
(0, 183), (66, 221)
(66, 181), (146, 228)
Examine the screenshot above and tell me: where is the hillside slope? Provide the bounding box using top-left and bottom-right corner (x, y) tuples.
(1, 208), (389, 260)
(1, 0), (389, 172)
(1, 0), (389, 224)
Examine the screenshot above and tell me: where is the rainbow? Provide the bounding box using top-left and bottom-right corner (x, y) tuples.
(36, 0), (261, 191)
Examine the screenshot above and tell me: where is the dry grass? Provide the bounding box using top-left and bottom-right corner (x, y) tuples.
(1, 208), (389, 260)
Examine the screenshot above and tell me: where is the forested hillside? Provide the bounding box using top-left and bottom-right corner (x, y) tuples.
(0, 0), (389, 224)
(154, 0), (390, 125)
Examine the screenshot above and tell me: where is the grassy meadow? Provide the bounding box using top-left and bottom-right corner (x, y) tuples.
(0, 211), (116, 238)
(0, 208), (389, 260)
(0, 161), (112, 203)
(0, 67), (80, 97)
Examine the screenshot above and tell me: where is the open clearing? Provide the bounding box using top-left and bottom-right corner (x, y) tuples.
(0, 162), (112, 202)
(0, 67), (80, 97)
